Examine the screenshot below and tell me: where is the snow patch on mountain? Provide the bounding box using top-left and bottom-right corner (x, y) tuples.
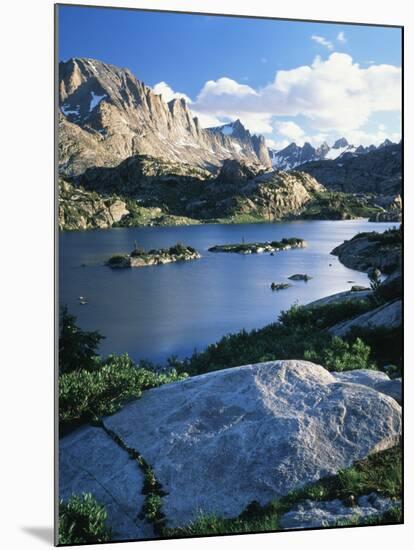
(89, 91), (107, 112)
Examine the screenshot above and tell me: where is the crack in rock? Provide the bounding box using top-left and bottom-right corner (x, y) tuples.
(59, 425), (154, 541)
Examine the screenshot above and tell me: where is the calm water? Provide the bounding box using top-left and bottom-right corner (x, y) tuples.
(59, 220), (396, 364)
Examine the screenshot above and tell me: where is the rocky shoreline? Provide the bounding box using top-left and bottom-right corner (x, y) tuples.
(331, 227), (401, 274)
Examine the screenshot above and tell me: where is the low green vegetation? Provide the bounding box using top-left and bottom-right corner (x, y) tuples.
(114, 199), (200, 228)
(175, 300), (386, 376)
(59, 354), (185, 427)
(304, 336), (371, 372)
(300, 191), (382, 220)
(59, 309), (187, 428)
(106, 254), (128, 267)
(59, 493), (112, 545)
(164, 445), (401, 537)
(351, 226), (401, 245)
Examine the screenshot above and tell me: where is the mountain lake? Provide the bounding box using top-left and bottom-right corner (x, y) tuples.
(59, 220), (397, 364)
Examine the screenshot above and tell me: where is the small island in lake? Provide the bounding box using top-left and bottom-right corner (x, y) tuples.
(107, 242), (201, 268)
(208, 237), (306, 254)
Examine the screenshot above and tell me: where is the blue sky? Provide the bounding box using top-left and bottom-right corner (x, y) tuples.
(58, 5), (402, 149)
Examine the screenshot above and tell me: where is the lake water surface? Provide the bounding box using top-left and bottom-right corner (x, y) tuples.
(59, 220), (396, 364)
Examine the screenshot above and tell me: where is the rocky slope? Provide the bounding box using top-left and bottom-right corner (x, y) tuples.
(297, 143), (402, 195)
(60, 360), (401, 538)
(58, 179), (129, 230)
(67, 156), (323, 224)
(59, 58), (270, 176)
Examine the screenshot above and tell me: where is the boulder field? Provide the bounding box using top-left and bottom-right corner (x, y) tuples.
(59, 360), (401, 538)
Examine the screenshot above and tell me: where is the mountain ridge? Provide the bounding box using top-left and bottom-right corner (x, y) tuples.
(58, 57), (271, 176)
(268, 137), (397, 170)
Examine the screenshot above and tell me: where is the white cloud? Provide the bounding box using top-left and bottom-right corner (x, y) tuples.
(337, 31), (346, 43)
(274, 121), (306, 144)
(152, 81), (192, 104)
(311, 34), (333, 50)
(344, 128), (400, 147)
(151, 54), (401, 143)
(191, 53), (401, 136)
(266, 138), (290, 151)
(190, 111), (224, 128)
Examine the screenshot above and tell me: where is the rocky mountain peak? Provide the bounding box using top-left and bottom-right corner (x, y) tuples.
(58, 57), (271, 175)
(333, 137), (349, 149)
(379, 138), (393, 148)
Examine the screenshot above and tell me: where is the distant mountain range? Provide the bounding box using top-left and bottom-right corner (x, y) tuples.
(58, 57), (271, 176)
(297, 142), (402, 195)
(268, 137), (397, 170)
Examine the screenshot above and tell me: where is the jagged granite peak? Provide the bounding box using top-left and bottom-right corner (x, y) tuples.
(316, 141), (330, 156)
(332, 137), (349, 149)
(379, 138), (393, 149)
(207, 119), (271, 167)
(269, 142), (321, 170)
(268, 137), (397, 170)
(58, 57), (270, 176)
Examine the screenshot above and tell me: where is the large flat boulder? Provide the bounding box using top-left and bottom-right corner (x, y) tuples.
(103, 360), (401, 528)
(59, 425), (154, 541)
(328, 300), (402, 337)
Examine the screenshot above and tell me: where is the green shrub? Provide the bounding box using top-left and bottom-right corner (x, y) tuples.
(345, 325), (402, 373)
(168, 242), (194, 255)
(59, 353), (186, 426)
(178, 301), (377, 376)
(142, 494), (163, 522)
(304, 336), (373, 372)
(106, 254), (129, 266)
(59, 306), (104, 374)
(59, 493), (111, 545)
(279, 300), (373, 331)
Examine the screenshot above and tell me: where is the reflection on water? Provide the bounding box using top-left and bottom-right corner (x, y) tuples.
(59, 220), (396, 363)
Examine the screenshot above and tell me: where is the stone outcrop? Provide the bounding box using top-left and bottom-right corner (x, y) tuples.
(65, 156), (325, 227)
(59, 58), (270, 176)
(333, 369), (401, 404)
(331, 229), (401, 274)
(280, 493), (400, 529)
(83, 360), (401, 529)
(306, 289), (372, 308)
(328, 300), (402, 337)
(59, 426), (153, 541)
(216, 158), (265, 184)
(58, 179), (129, 230)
